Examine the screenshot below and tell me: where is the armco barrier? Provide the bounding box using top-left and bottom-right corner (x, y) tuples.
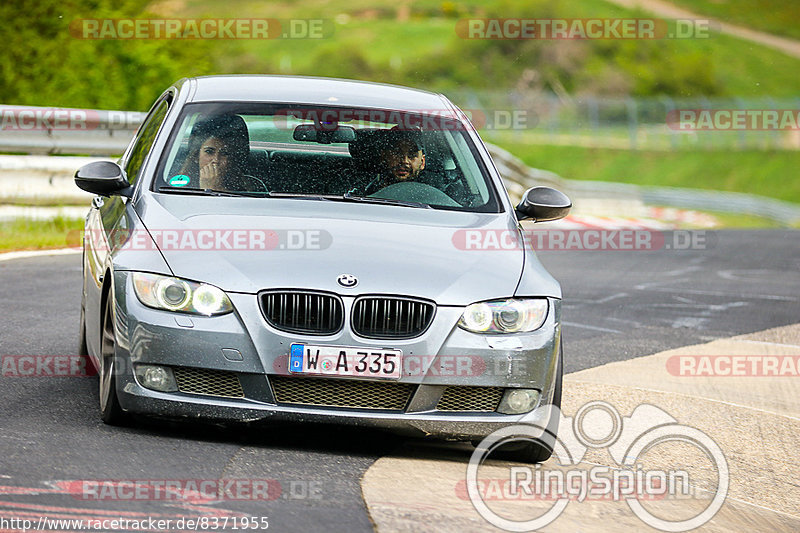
(0, 104), (798, 225)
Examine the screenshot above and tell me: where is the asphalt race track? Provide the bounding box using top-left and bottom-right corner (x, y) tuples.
(0, 229), (797, 531)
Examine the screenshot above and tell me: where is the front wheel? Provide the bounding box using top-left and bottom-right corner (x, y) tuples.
(78, 301), (98, 375)
(99, 295), (127, 425)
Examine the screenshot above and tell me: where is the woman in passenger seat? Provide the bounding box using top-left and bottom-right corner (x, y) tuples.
(176, 114), (252, 190)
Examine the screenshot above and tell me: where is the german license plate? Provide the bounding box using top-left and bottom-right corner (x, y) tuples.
(288, 344), (402, 380)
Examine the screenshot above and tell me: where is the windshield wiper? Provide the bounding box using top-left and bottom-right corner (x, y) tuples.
(157, 187), (268, 198)
(340, 192), (432, 209)
(263, 192), (336, 201)
(156, 188), (430, 208)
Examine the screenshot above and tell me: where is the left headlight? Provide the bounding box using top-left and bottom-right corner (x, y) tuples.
(132, 272), (233, 316)
(458, 299), (548, 334)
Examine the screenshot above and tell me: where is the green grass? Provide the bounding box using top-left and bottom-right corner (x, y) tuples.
(495, 142), (800, 205)
(0, 198), (90, 207)
(701, 210), (784, 228)
(161, 0), (800, 98)
(670, 30), (800, 97)
(668, 0), (800, 40)
(0, 217), (84, 251)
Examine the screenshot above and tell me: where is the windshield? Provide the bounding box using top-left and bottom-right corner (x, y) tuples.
(155, 103), (501, 212)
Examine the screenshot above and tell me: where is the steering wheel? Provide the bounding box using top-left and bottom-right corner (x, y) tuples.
(369, 181), (460, 207)
(226, 174), (270, 195)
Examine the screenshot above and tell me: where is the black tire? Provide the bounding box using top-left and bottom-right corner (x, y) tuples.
(493, 342), (564, 464)
(78, 302), (99, 376)
(78, 303), (89, 356)
(99, 295), (127, 425)
(551, 343), (564, 409)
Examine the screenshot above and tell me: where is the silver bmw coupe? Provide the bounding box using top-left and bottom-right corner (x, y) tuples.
(76, 75), (570, 462)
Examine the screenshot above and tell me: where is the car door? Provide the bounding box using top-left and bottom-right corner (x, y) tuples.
(83, 95), (172, 358)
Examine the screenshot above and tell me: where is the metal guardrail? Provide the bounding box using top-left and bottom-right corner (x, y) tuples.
(451, 91), (800, 151)
(0, 105), (143, 155)
(490, 145), (800, 225)
(0, 104), (798, 225)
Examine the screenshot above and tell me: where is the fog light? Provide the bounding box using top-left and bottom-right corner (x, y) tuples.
(134, 364), (178, 392)
(497, 388), (540, 414)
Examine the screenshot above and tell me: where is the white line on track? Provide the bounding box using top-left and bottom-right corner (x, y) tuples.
(0, 248), (81, 263)
(561, 321), (622, 334)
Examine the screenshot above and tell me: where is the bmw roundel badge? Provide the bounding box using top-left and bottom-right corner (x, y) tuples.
(337, 274), (358, 288)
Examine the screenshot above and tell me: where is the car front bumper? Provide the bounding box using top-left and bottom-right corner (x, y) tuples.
(119, 381), (559, 440)
(112, 270), (562, 440)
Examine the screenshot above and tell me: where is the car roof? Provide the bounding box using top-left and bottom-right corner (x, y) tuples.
(182, 75), (453, 112)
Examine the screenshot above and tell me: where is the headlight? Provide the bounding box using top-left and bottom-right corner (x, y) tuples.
(458, 299), (548, 333)
(132, 273), (233, 316)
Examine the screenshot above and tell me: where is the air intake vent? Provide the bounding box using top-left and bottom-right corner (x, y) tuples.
(351, 296), (435, 339)
(259, 291), (343, 335)
(271, 377), (415, 410)
(437, 386), (503, 412)
(173, 367), (244, 398)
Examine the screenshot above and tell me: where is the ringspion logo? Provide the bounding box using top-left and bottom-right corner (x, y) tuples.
(468, 402), (728, 531)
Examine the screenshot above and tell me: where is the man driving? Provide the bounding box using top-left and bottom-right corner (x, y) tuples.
(363, 129), (426, 195)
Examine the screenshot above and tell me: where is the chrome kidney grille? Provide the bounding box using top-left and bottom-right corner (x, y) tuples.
(351, 296), (435, 339)
(259, 291), (344, 335)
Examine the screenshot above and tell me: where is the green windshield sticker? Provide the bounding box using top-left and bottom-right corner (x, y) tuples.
(169, 175), (190, 187)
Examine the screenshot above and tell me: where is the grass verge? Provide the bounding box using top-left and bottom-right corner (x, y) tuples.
(667, 0), (800, 41)
(175, 0), (800, 98)
(0, 217), (84, 252)
(494, 142), (800, 205)
(702, 210), (784, 229)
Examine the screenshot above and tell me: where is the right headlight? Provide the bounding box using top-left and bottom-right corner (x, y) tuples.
(458, 299), (548, 334)
(132, 272), (233, 316)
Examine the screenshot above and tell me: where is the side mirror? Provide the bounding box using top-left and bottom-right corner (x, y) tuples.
(516, 186), (571, 222)
(74, 161), (132, 197)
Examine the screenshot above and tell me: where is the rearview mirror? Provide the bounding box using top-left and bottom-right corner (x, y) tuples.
(516, 186), (571, 222)
(293, 124), (357, 144)
(74, 161), (132, 197)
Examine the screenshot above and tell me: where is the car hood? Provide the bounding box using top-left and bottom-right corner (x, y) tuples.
(136, 195), (559, 305)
